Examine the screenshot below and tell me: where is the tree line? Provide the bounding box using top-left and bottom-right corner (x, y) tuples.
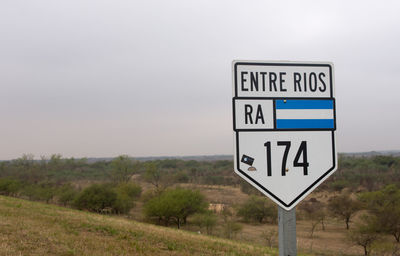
(1, 153), (400, 254)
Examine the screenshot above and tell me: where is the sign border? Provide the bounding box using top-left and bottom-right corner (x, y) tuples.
(233, 61), (337, 210)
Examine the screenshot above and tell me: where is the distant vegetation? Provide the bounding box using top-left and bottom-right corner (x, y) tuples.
(0, 195), (279, 256)
(327, 155), (400, 192)
(1, 153), (400, 255)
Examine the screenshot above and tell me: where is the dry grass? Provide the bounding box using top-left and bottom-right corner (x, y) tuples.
(0, 195), (286, 256)
(30, 178), (370, 256)
(132, 182), (364, 255)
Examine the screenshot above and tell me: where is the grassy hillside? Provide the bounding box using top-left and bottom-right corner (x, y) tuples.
(0, 195), (291, 256)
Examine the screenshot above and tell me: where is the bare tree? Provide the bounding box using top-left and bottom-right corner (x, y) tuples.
(348, 215), (380, 256)
(328, 193), (362, 229)
(111, 155), (137, 183)
(300, 200), (326, 238)
(262, 229), (277, 248)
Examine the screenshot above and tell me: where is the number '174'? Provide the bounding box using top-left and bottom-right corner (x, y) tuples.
(264, 141), (309, 176)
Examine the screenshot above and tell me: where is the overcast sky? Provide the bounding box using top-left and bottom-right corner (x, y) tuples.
(0, 0), (399, 160)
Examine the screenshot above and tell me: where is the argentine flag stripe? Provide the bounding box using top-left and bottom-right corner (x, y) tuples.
(276, 99), (333, 109)
(275, 99), (335, 129)
(276, 119), (335, 129)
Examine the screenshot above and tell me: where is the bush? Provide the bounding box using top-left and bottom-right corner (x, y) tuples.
(113, 192), (134, 214)
(173, 171), (189, 183)
(237, 195), (277, 223)
(114, 182), (142, 199)
(223, 220), (242, 239)
(0, 178), (22, 196)
(74, 184), (117, 213)
(239, 180), (263, 196)
(329, 179), (350, 191)
(144, 188), (208, 228)
(57, 184), (78, 206)
(113, 183), (142, 214)
(21, 183), (56, 203)
(73, 182), (141, 214)
(191, 212), (218, 235)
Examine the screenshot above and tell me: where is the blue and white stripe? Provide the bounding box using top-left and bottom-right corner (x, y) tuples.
(275, 99), (335, 129)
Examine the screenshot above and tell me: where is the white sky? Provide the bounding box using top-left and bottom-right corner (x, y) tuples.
(1, 0), (399, 160)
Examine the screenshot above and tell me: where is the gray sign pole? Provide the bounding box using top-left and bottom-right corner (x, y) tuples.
(278, 206), (297, 256)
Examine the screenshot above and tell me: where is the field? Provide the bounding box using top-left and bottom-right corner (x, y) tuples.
(1, 155), (399, 255)
(0, 195), (286, 256)
(169, 185), (365, 256)
(130, 182), (366, 256)
(0, 188), (371, 256)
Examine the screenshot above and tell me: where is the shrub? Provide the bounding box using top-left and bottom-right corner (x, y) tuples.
(191, 212), (218, 235)
(114, 182), (141, 199)
(21, 183), (56, 203)
(239, 180), (263, 196)
(57, 184), (78, 206)
(113, 183), (142, 214)
(0, 178), (22, 196)
(329, 179), (350, 191)
(237, 195), (277, 223)
(74, 184), (117, 213)
(223, 220), (242, 239)
(173, 171), (189, 183)
(73, 183), (141, 214)
(144, 188), (208, 228)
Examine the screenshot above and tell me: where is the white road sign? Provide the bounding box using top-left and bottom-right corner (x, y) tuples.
(232, 61), (337, 210)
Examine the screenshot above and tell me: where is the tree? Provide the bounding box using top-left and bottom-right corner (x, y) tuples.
(113, 182), (142, 214)
(73, 182), (140, 214)
(143, 162), (165, 193)
(348, 215), (380, 256)
(191, 212), (218, 235)
(173, 170), (189, 183)
(237, 195), (277, 223)
(57, 184), (78, 206)
(111, 155), (136, 183)
(220, 206), (243, 239)
(114, 182), (141, 199)
(223, 220), (243, 239)
(300, 200), (327, 238)
(0, 178), (22, 196)
(328, 193), (362, 229)
(19, 182), (57, 203)
(143, 188), (208, 229)
(262, 229), (278, 248)
(48, 154), (63, 169)
(143, 163), (173, 194)
(360, 184), (400, 242)
(239, 180), (263, 196)
(74, 184), (117, 213)
(15, 154), (35, 168)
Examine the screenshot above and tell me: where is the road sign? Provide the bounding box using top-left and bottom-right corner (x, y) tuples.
(232, 61), (337, 210)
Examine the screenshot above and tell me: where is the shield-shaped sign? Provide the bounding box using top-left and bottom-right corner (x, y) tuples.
(232, 61), (337, 210)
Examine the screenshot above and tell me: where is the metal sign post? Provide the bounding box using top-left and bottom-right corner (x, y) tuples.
(278, 206), (296, 256)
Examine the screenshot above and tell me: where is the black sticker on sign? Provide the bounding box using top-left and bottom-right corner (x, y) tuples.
(241, 155), (254, 166)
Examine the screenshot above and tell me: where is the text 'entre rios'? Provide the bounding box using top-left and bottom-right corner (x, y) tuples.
(234, 63), (333, 98)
